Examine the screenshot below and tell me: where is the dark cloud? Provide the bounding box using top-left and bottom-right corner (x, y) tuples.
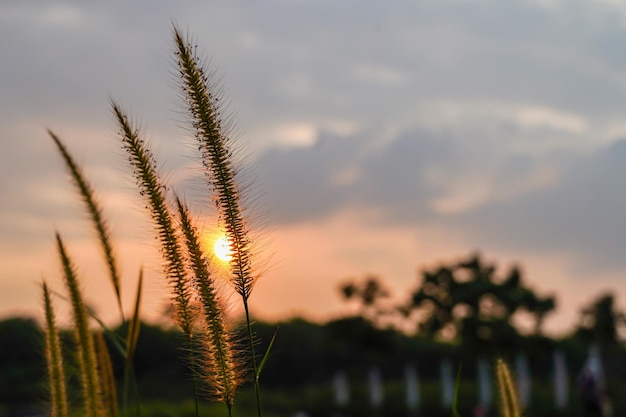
(254, 132), (367, 223)
(453, 139), (626, 275)
(255, 122), (626, 275)
(255, 126), (533, 224)
(255, 129), (458, 224)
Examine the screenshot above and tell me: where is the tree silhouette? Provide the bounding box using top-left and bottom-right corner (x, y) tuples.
(578, 292), (626, 346)
(339, 275), (392, 325)
(404, 253), (555, 352)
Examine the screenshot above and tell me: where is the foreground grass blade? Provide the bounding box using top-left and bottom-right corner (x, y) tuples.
(43, 282), (68, 417)
(56, 233), (102, 417)
(50, 131), (124, 322)
(50, 288), (127, 358)
(126, 270), (143, 361)
(452, 365), (462, 417)
(124, 269), (143, 417)
(257, 327), (278, 380)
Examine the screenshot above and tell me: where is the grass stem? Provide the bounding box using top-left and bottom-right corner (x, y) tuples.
(244, 298), (263, 417)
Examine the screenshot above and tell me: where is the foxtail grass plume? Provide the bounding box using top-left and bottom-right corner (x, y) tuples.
(173, 25), (264, 416)
(56, 233), (102, 417)
(42, 25), (269, 417)
(173, 26), (255, 301)
(176, 196), (239, 409)
(42, 282), (68, 417)
(496, 358), (521, 417)
(49, 131), (124, 321)
(112, 102), (196, 337)
(95, 332), (118, 417)
(113, 101), (205, 416)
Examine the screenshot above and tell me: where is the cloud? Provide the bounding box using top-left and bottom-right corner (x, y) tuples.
(5, 0), (626, 322)
(255, 113), (626, 276)
(254, 113), (573, 224)
(453, 139), (626, 275)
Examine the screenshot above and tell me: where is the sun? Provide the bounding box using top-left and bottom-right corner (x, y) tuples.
(213, 235), (232, 262)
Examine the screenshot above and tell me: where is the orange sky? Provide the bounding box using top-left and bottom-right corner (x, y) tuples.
(3, 2), (626, 338)
(2, 194), (621, 339)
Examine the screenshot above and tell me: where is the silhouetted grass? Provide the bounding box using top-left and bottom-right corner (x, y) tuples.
(40, 24), (523, 417)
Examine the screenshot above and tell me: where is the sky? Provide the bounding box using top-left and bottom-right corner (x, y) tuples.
(2, 0), (626, 335)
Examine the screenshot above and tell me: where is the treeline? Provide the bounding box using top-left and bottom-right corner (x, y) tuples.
(1, 311), (624, 416)
(3, 253), (626, 416)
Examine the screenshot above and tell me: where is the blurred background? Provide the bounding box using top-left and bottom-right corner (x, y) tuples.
(2, 1), (626, 416)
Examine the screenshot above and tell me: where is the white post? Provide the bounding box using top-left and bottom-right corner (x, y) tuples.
(553, 350), (568, 410)
(368, 367), (384, 408)
(404, 363), (420, 411)
(515, 352), (531, 408)
(586, 343), (605, 391)
(477, 357), (492, 407)
(441, 358), (454, 408)
(333, 370), (350, 407)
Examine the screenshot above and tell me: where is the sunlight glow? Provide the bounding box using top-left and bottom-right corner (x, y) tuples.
(213, 235), (232, 262)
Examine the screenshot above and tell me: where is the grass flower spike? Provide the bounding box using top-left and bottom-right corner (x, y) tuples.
(42, 25), (271, 417)
(176, 196), (239, 412)
(173, 26), (255, 301)
(113, 102), (195, 337)
(42, 282), (68, 417)
(496, 358), (521, 417)
(95, 331), (118, 417)
(173, 25), (264, 416)
(50, 131), (124, 321)
(56, 233), (102, 417)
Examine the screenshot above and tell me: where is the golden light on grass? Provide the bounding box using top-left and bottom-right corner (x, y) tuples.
(213, 235), (232, 263)
(43, 27), (258, 417)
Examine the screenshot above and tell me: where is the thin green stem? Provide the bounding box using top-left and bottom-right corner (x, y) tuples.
(122, 362), (141, 417)
(123, 356), (142, 417)
(243, 298), (262, 417)
(123, 360), (130, 417)
(187, 335), (200, 417)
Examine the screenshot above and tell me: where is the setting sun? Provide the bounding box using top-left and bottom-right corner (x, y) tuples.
(213, 235), (232, 262)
